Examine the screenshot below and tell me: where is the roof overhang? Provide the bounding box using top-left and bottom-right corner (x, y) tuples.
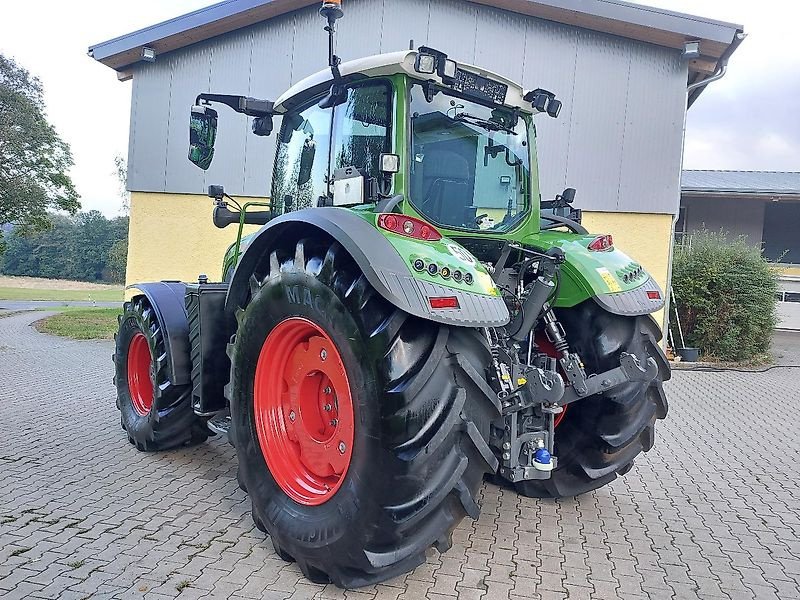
(89, 0), (743, 86)
(682, 191), (800, 200)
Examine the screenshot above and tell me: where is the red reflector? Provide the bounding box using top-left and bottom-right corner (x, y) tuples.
(377, 213), (442, 241)
(588, 234), (614, 251)
(647, 290), (661, 300)
(429, 296), (460, 309)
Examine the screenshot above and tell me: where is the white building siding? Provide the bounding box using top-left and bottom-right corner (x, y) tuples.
(126, 0), (688, 215)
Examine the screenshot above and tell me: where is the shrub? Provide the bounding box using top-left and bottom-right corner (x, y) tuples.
(671, 230), (778, 362)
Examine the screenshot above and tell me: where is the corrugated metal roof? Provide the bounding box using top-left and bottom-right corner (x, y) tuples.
(682, 170), (800, 196)
(88, 0), (743, 76)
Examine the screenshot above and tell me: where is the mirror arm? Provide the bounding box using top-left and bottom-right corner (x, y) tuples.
(195, 93), (275, 118)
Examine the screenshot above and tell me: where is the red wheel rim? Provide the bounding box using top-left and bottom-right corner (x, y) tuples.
(535, 334), (568, 428)
(254, 317), (354, 506)
(127, 332), (154, 417)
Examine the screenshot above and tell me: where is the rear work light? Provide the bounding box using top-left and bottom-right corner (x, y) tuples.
(429, 296), (460, 309)
(588, 235), (614, 252)
(377, 214), (442, 241)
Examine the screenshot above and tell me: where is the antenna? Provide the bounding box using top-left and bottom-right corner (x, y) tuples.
(317, 1), (348, 108)
(320, 1), (344, 81)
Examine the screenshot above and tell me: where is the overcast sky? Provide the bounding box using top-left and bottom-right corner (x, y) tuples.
(1, 0), (797, 217)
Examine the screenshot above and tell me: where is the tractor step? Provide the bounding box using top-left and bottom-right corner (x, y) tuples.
(207, 412), (231, 437)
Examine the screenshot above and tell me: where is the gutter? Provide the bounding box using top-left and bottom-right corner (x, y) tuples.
(687, 31), (746, 106)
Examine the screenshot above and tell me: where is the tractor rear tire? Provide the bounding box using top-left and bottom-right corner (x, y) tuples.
(515, 302), (670, 498)
(114, 297), (209, 451)
(227, 237), (500, 588)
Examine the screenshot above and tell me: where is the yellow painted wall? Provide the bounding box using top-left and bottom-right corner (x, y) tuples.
(126, 194), (675, 330)
(125, 192), (263, 295)
(582, 211), (673, 329)
(780, 265), (800, 278)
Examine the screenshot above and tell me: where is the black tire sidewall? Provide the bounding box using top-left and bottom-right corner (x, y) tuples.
(115, 307), (160, 439)
(231, 270), (387, 560)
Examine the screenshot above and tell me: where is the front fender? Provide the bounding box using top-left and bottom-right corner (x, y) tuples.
(126, 281), (191, 386)
(225, 207), (510, 327)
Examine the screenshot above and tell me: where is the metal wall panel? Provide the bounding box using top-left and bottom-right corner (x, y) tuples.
(128, 62), (171, 191)
(336, 0), (384, 59)
(567, 29), (630, 212)
(474, 6), (527, 83)
(617, 43), (686, 213)
(522, 18), (578, 198)
(164, 46), (211, 194)
(380, 0), (430, 53)
(127, 0), (688, 215)
(288, 6), (329, 85)
(204, 33), (254, 194)
(246, 13), (295, 196)
(428, 0), (478, 63)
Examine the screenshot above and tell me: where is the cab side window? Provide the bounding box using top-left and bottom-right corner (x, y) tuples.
(331, 82), (392, 180)
(272, 100), (332, 213)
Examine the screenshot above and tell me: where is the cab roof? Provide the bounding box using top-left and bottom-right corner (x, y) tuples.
(272, 50), (528, 113)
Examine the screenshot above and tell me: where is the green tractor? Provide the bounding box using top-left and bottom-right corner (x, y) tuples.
(114, 0), (669, 588)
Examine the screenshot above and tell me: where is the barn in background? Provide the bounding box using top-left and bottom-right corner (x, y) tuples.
(89, 0), (743, 329)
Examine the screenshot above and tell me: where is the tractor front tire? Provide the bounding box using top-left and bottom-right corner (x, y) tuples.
(227, 238), (500, 588)
(114, 297), (209, 451)
(515, 302), (670, 499)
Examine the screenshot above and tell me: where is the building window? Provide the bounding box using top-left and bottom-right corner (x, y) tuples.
(763, 201), (800, 264)
(674, 206), (689, 246)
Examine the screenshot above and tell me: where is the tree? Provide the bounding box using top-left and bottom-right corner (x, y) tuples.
(1, 212), (129, 283)
(114, 154), (130, 214)
(0, 54), (80, 252)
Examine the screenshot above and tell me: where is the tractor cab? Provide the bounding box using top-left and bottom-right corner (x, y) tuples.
(189, 47), (564, 248)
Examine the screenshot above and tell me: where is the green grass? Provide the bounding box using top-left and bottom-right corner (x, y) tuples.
(0, 287), (122, 302)
(34, 309), (121, 340)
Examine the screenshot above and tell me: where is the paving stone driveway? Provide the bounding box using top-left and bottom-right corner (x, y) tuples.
(1, 311), (799, 600)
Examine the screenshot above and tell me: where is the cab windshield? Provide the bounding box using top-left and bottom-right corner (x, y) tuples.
(409, 84), (532, 233)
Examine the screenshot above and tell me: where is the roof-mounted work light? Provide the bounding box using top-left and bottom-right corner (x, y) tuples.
(415, 53), (436, 74)
(415, 47), (458, 84)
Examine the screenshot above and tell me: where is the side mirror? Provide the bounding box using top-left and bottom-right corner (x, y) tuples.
(188, 105), (218, 170)
(561, 187), (576, 204)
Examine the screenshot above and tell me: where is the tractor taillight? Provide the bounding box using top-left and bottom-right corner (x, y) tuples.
(647, 290), (661, 300)
(377, 214), (442, 241)
(588, 235), (614, 251)
(429, 296), (460, 309)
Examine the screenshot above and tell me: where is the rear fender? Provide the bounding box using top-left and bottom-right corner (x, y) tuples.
(225, 207), (510, 327)
(523, 231), (666, 317)
(126, 282), (191, 386)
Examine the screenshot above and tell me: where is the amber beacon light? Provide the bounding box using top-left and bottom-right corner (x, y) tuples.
(320, 0), (344, 20)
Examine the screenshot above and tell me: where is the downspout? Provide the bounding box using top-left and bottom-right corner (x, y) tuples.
(662, 30), (745, 345)
(687, 32), (746, 105)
